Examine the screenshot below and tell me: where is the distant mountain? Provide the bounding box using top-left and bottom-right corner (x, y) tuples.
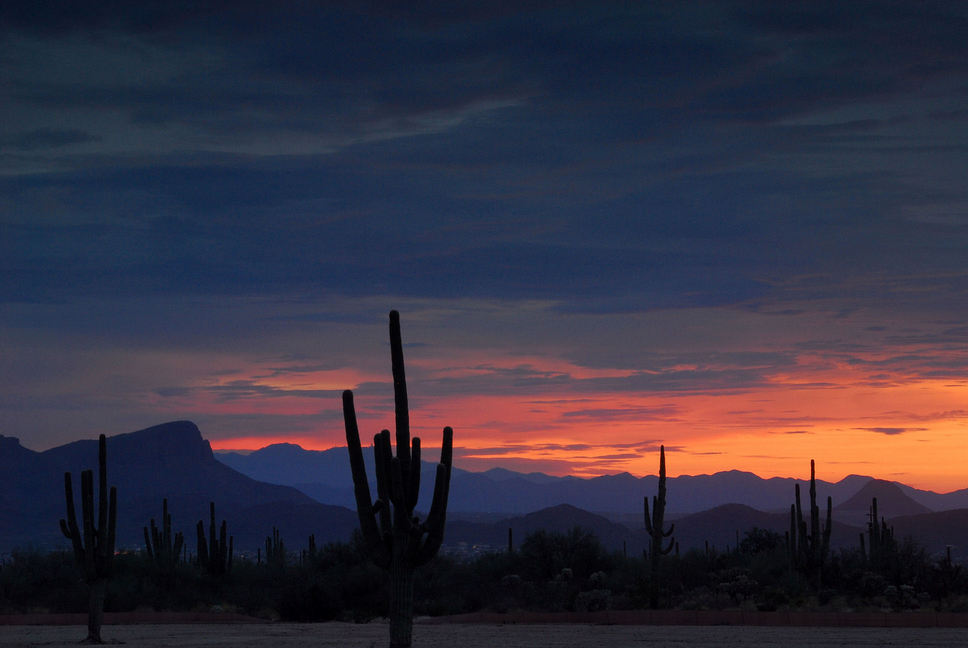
(890, 509), (968, 556)
(671, 503), (863, 553)
(216, 442), (960, 517)
(445, 504), (649, 555)
(0, 422), (357, 554)
(835, 479), (932, 523)
(895, 483), (968, 512)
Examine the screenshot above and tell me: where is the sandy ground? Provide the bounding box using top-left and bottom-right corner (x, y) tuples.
(3, 623), (968, 647)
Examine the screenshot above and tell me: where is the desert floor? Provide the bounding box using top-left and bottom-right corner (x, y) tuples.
(4, 623), (968, 647)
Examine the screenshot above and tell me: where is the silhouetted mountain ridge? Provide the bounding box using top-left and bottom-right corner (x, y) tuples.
(837, 479), (932, 518)
(215, 442), (968, 516)
(0, 422), (357, 554)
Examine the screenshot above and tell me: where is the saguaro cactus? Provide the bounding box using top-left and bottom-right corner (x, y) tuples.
(861, 497), (896, 569)
(787, 459), (831, 588)
(59, 433), (117, 644)
(643, 444), (675, 608)
(265, 526), (286, 569)
(144, 498), (184, 570)
(343, 310), (454, 648)
(196, 502), (232, 576)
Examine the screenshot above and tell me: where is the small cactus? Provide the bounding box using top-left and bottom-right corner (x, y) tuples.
(265, 526), (286, 569)
(144, 498), (184, 571)
(196, 502), (232, 576)
(786, 460), (831, 588)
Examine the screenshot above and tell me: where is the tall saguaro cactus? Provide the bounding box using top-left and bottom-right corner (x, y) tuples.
(643, 444), (675, 608)
(59, 433), (117, 644)
(343, 310), (454, 648)
(787, 459), (832, 588)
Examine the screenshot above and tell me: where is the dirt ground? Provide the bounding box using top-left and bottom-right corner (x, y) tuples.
(4, 623), (968, 648)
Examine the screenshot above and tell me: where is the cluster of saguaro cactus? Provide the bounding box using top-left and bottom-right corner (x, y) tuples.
(196, 501), (232, 576)
(343, 310), (453, 648)
(787, 460), (831, 587)
(265, 526), (286, 568)
(144, 498), (184, 570)
(644, 444), (675, 608)
(860, 496), (896, 569)
(59, 433), (117, 644)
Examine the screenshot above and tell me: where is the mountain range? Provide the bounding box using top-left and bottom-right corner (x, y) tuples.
(2, 421), (966, 560)
(217, 442), (968, 518)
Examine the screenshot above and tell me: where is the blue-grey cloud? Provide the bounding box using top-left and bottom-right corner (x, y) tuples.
(855, 427), (929, 436)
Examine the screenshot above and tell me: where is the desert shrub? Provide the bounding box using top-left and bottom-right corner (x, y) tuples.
(0, 549), (85, 613)
(518, 527), (612, 582)
(574, 588), (611, 612)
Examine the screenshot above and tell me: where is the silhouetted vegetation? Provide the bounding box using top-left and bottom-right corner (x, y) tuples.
(4, 524), (967, 621)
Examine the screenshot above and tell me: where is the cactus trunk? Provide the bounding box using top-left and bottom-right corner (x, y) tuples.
(389, 545), (415, 648)
(87, 578), (107, 643)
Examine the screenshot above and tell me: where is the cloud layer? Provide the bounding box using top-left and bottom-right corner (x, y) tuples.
(3, 3), (968, 490)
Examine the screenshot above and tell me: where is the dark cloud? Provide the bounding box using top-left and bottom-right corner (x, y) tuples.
(205, 380), (339, 402)
(855, 427), (928, 436)
(1, 128), (99, 150)
(560, 406), (678, 421)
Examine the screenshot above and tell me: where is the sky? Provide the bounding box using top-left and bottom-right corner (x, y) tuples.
(3, 2), (968, 492)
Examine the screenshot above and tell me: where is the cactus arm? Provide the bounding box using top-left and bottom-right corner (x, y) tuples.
(643, 496), (653, 535)
(61, 473), (85, 562)
(412, 428), (452, 562)
(409, 437), (421, 512)
(413, 439), (453, 566)
(343, 391), (389, 566)
(424, 429), (453, 529)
